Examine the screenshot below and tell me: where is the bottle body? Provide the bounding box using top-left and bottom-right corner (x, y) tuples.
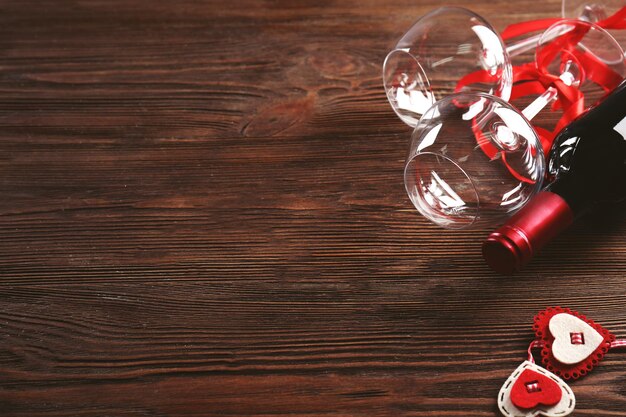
(546, 82), (626, 216)
(483, 81), (626, 274)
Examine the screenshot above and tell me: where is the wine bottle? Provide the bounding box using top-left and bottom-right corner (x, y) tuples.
(482, 81), (626, 274)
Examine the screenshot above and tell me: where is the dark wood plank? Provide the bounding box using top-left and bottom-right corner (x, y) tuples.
(0, 0), (625, 416)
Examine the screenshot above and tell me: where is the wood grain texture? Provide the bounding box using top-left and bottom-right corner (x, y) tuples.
(0, 0), (625, 416)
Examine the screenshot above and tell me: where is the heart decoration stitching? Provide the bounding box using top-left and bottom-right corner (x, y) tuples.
(498, 361), (575, 417)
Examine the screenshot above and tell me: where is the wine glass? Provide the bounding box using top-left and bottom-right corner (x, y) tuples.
(403, 20), (626, 229)
(382, 7), (511, 127)
(404, 93), (545, 228)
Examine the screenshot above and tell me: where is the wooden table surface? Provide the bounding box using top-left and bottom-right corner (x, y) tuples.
(0, 1), (625, 416)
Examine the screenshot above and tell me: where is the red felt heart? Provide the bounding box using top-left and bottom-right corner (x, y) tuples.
(534, 306), (615, 380)
(510, 369), (562, 409)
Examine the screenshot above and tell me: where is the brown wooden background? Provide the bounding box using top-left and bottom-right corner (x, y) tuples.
(0, 0), (625, 416)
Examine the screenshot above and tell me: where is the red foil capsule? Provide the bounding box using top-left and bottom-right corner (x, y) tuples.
(482, 191), (575, 274)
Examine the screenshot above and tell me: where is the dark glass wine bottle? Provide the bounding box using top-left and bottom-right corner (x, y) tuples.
(482, 81), (626, 274)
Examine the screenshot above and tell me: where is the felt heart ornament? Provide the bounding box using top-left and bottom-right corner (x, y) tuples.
(549, 313), (604, 365)
(498, 361), (575, 417)
(533, 307), (615, 380)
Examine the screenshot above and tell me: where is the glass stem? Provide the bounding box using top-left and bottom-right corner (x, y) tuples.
(505, 20), (578, 58)
(506, 33), (544, 58)
(520, 67), (577, 121)
(521, 86), (559, 120)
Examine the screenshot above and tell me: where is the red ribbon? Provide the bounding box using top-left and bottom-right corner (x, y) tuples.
(456, 8), (626, 183)
(507, 13), (624, 153)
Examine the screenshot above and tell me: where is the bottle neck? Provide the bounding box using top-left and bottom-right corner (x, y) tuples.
(545, 179), (592, 218)
(482, 191), (574, 274)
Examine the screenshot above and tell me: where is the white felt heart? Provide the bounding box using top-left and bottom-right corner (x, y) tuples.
(549, 313), (604, 365)
(498, 361), (575, 417)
